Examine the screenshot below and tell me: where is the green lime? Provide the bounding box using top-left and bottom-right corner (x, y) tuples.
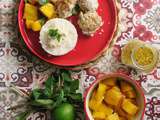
(52, 103), (75, 120)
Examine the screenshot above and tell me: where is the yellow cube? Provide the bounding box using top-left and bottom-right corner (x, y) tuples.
(119, 117), (127, 120)
(25, 19), (34, 29)
(112, 86), (121, 92)
(104, 88), (122, 106)
(23, 3), (38, 21)
(103, 78), (117, 86)
(32, 20), (42, 31)
(97, 103), (113, 116)
(106, 113), (120, 120)
(93, 112), (106, 119)
(125, 90), (136, 98)
(40, 3), (56, 19)
(122, 99), (138, 115)
(96, 83), (107, 102)
(89, 98), (101, 111)
(120, 81), (133, 92)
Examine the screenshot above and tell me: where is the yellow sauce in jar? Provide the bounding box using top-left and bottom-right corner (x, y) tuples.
(133, 46), (154, 66)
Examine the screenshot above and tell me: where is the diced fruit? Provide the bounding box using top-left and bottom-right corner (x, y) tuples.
(89, 99), (101, 111)
(103, 78), (117, 86)
(32, 20), (43, 31)
(39, 3), (57, 19)
(120, 81), (133, 92)
(23, 3), (38, 21)
(25, 19), (34, 29)
(112, 86), (121, 92)
(93, 112), (106, 119)
(104, 88), (122, 106)
(97, 103), (113, 116)
(119, 117), (127, 120)
(128, 99), (137, 105)
(124, 90), (136, 98)
(122, 99), (138, 115)
(115, 107), (126, 117)
(96, 83), (107, 102)
(106, 113), (120, 120)
(126, 115), (134, 120)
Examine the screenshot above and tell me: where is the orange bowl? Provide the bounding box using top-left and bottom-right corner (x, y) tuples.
(84, 73), (146, 120)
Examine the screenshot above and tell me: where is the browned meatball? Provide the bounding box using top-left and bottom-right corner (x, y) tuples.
(78, 11), (103, 36)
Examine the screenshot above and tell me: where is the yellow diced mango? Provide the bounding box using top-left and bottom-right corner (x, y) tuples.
(120, 81), (133, 92)
(106, 113), (120, 120)
(89, 98), (101, 111)
(23, 3), (38, 21)
(119, 117), (127, 120)
(124, 90), (136, 98)
(97, 103), (113, 116)
(93, 112), (106, 119)
(122, 99), (138, 115)
(104, 88), (122, 106)
(96, 83), (107, 102)
(32, 20), (42, 31)
(112, 86), (121, 92)
(25, 19), (34, 29)
(39, 3), (57, 19)
(103, 78), (117, 86)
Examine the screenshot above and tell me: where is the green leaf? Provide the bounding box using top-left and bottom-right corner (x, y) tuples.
(44, 76), (55, 97)
(15, 111), (29, 120)
(24, 0), (28, 3)
(30, 99), (54, 109)
(68, 93), (82, 101)
(70, 80), (79, 92)
(38, 0), (48, 5)
(61, 70), (72, 82)
(39, 18), (46, 26)
(31, 89), (42, 100)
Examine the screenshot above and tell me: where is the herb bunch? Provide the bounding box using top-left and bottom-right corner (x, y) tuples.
(10, 69), (84, 120)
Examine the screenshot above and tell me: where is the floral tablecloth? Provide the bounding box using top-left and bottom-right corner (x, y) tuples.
(0, 0), (160, 120)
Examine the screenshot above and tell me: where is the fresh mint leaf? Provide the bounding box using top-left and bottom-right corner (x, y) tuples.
(68, 93), (82, 101)
(70, 80), (79, 92)
(61, 70), (72, 82)
(31, 89), (42, 100)
(30, 99), (54, 108)
(44, 76), (55, 98)
(38, 0), (48, 5)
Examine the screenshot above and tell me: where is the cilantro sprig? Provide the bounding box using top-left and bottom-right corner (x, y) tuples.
(48, 29), (62, 42)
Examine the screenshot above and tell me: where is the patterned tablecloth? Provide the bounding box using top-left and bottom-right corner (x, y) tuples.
(0, 0), (160, 120)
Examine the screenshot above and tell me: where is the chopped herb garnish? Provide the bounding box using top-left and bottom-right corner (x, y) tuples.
(48, 29), (62, 42)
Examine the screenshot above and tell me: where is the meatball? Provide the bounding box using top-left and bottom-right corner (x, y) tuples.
(78, 11), (103, 36)
(55, 0), (78, 18)
(78, 0), (99, 12)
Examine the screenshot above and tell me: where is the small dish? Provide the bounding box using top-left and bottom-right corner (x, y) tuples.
(84, 73), (146, 120)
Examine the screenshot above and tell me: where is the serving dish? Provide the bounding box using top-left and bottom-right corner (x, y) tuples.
(18, 0), (117, 66)
(84, 73), (146, 120)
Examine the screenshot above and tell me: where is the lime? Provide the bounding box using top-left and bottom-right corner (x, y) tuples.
(52, 103), (75, 120)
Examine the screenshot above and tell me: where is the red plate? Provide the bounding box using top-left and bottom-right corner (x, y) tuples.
(18, 0), (117, 66)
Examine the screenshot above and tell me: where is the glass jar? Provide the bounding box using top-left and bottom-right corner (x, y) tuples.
(121, 40), (159, 72)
